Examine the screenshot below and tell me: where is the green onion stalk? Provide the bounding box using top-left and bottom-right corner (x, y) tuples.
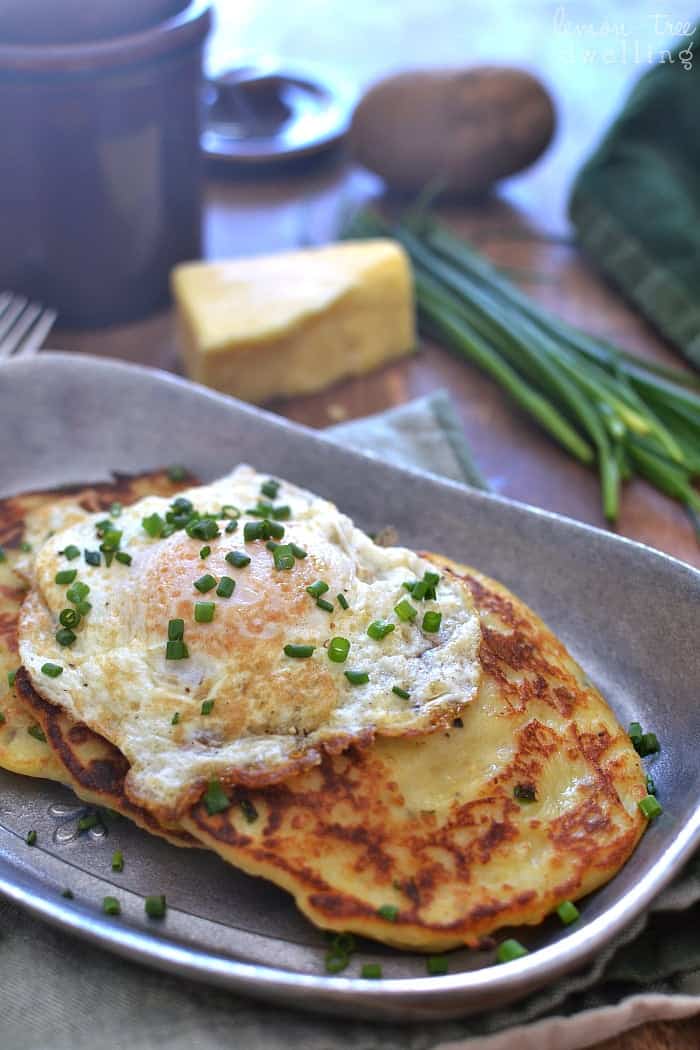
(343, 208), (700, 539)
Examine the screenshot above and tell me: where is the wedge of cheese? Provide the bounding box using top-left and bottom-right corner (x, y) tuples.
(171, 240), (415, 403)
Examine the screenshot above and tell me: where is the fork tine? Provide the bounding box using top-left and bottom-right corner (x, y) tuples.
(14, 307), (57, 357)
(0, 291), (13, 318)
(0, 295), (27, 349)
(0, 301), (42, 357)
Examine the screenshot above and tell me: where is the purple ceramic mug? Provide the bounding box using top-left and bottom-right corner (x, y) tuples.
(0, 0), (211, 327)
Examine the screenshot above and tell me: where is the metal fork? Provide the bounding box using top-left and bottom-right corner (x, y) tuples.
(0, 292), (57, 359)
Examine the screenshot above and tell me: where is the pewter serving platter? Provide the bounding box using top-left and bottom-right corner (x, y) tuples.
(0, 353), (699, 1022)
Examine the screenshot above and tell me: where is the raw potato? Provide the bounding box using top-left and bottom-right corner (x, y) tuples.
(350, 67), (556, 196)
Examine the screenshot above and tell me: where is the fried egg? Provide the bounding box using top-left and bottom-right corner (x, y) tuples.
(19, 466), (481, 820)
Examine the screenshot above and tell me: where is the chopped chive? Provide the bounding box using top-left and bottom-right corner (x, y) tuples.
(244, 521), (264, 542)
(167, 465), (187, 481)
(556, 900), (580, 926)
(412, 579), (429, 600)
(344, 670), (369, 685)
(328, 637), (350, 663)
(289, 543), (307, 559)
(261, 479), (280, 499)
(199, 545), (211, 559)
(392, 685), (410, 700)
(422, 611), (442, 633)
(100, 529), (122, 551)
(513, 783), (537, 803)
(55, 627), (76, 648)
(272, 504), (291, 520)
(240, 798), (258, 823)
(337, 593), (349, 610)
(20, 541), (31, 552)
(272, 544), (295, 570)
(646, 774), (656, 795)
(377, 904), (399, 922)
(74, 600), (91, 616)
(496, 938), (529, 963)
(171, 711), (180, 725)
(193, 573), (217, 593)
(267, 520), (286, 540)
(142, 513), (165, 538)
(27, 725), (46, 743)
(628, 721), (642, 740)
(201, 699), (215, 715)
(165, 640), (189, 660)
(110, 501), (122, 518)
(168, 618), (184, 641)
(394, 599), (418, 622)
(26, 830), (37, 846)
(220, 504), (240, 520)
(226, 550), (251, 568)
(367, 619), (395, 641)
(426, 956), (449, 976)
(186, 518), (220, 541)
(216, 576), (235, 598)
(246, 501), (274, 518)
(194, 601), (215, 623)
(95, 517), (113, 535)
(115, 551), (132, 566)
(225, 520), (238, 534)
(284, 644), (315, 659)
(402, 581), (415, 593)
(639, 794), (663, 819)
(204, 778), (230, 815)
(54, 569), (77, 585)
(41, 663), (63, 678)
(84, 549), (101, 566)
(62, 545), (81, 561)
(6, 669), (16, 687)
(325, 950), (350, 974)
(61, 888), (74, 899)
(66, 581), (90, 602)
(111, 850), (124, 873)
(306, 580), (329, 598)
(77, 813), (100, 832)
(144, 894), (166, 919)
(361, 963), (382, 979)
(638, 732), (660, 757)
(316, 597), (334, 612)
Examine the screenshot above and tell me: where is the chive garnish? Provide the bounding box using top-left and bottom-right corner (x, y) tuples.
(272, 505), (291, 521)
(66, 581), (90, 602)
(62, 545), (81, 561)
(344, 670), (369, 685)
(171, 712), (180, 725)
(26, 830), (37, 846)
(367, 620), (395, 641)
(243, 521), (264, 541)
(639, 794), (663, 819)
(361, 963), (382, 979)
(41, 663), (63, 678)
(144, 895), (167, 919)
(225, 520), (238, 534)
(261, 479), (280, 499)
(392, 686), (410, 700)
(316, 597), (334, 612)
(496, 939), (529, 963)
(168, 618), (184, 641)
(272, 544), (295, 570)
(142, 513), (166, 538)
(27, 725), (46, 743)
(194, 602), (215, 623)
(394, 599), (418, 622)
(216, 576), (235, 598)
(284, 644), (315, 659)
(556, 900), (580, 925)
(426, 956), (449, 976)
(204, 779), (230, 815)
(111, 850), (125, 873)
(74, 600), (92, 616)
(220, 505), (240, 520)
(201, 699), (215, 715)
(55, 569), (77, 585)
(84, 549), (101, 566)
(165, 640), (189, 660)
(328, 637), (350, 663)
(77, 814), (100, 833)
(240, 798), (258, 823)
(199, 545), (211, 559)
(186, 518), (220, 541)
(115, 551), (132, 566)
(377, 904), (399, 922)
(646, 774), (656, 795)
(193, 573), (217, 593)
(267, 520), (285, 540)
(61, 888), (74, 899)
(226, 550), (251, 568)
(6, 669), (16, 687)
(422, 611), (442, 633)
(306, 581), (329, 598)
(55, 628), (76, 648)
(290, 543), (307, 559)
(336, 593), (349, 610)
(110, 501), (122, 518)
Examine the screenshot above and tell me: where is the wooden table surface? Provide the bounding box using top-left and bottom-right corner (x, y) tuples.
(49, 1), (699, 1045)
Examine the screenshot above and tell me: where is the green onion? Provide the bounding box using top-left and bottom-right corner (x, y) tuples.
(78, 813), (100, 832)
(556, 900), (580, 925)
(273, 505), (292, 521)
(26, 830), (37, 846)
(422, 611), (442, 633)
(261, 479), (280, 499)
(200, 699), (215, 715)
(216, 576), (235, 598)
(165, 640), (189, 660)
(194, 601), (215, 623)
(100, 529), (122, 551)
(344, 670), (369, 685)
(639, 732), (660, 757)
(246, 501), (274, 518)
(226, 550), (251, 568)
(55, 569), (77, 585)
(225, 520), (238, 534)
(41, 663), (63, 678)
(84, 550), (101, 566)
(220, 505), (240, 520)
(186, 517), (220, 541)
(377, 904), (399, 922)
(62, 545), (81, 561)
(392, 686), (410, 700)
(171, 712), (180, 725)
(240, 798), (258, 823)
(61, 888), (74, 899)
(27, 725), (46, 743)
(243, 521), (264, 541)
(367, 620), (395, 641)
(144, 894), (167, 919)
(7, 669), (16, 687)
(199, 545), (211, 559)
(328, 637), (350, 663)
(394, 599), (417, 621)
(59, 608), (80, 628)
(306, 580), (329, 598)
(111, 850), (124, 873)
(316, 597), (334, 612)
(272, 544), (295, 570)
(325, 949), (350, 974)
(267, 520), (286, 540)
(426, 956), (449, 976)
(168, 618), (184, 641)
(142, 513), (165, 538)
(284, 644), (315, 659)
(496, 938), (529, 963)
(66, 581), (90, 602)
(639, 794), (663, 819)
(290, 543), (307, 559)
(55, 628), (76, 648)
(110, 502), (122, 518)
(361, 963), (382, 979)
(115, 551), (132, 567)
(646, 774), (656, 795)
(204, 778), (230, 815)
(193, 573), (217, 593)
(167, 465), (187, 481)
(337, 593), (349, 610)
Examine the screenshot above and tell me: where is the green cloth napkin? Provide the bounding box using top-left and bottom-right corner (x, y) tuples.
(569, 26), (700, 369)
(2, 390), (699, 1050)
